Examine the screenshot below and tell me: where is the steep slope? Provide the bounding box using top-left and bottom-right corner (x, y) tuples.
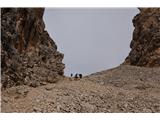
(1, 8), (65, 88)
(124, 8), (160, 67)
(1, 65), (160, 112)
(1, 8), (160, 113)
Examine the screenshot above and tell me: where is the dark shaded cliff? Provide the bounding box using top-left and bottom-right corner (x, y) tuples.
(124, 8), (160, 67)
(1, 8), (65, 88)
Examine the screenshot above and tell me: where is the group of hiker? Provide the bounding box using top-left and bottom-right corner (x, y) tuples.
(71, 73), (83, 79)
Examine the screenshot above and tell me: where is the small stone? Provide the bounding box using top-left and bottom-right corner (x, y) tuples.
(45, 86), (54, 91)
(40, 82), (47, 85)
(29, 81), (40, 88)
(2, 97), (9, 103)
(33, 107), (41, 112)
(143, 108), (152, 113)
(14, 95), (20, 99)
(99, 81), (105, 85)
(47, 77), (58, 83)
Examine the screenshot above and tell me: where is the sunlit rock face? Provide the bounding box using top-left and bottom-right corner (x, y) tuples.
(124, 8), (160, 67)
(1, 8), (65, 88)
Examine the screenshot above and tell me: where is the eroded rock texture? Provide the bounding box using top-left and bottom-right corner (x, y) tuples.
(1, 8), (65, 89)
(124, 8), (160, 67)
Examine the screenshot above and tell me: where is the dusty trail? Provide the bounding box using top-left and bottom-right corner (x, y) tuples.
(1, 65), (160, 112)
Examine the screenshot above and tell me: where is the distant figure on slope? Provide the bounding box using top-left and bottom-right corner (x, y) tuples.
(71, 73), (73, 77)
(74, 73), (78, 79)
(79, 74), (83, 78)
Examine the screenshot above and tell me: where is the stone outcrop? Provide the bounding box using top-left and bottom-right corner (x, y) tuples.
(1, 8), (160, 89)
(1, 8), (65, 89)
(124, 8), (160, 67)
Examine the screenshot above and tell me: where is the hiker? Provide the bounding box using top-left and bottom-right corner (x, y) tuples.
(79, 74), (83, 78)
(74, 73), (78, 79)
(71, 73), (73, 77)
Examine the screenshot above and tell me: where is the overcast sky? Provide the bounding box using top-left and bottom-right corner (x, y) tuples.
(43, 8), (139, 76)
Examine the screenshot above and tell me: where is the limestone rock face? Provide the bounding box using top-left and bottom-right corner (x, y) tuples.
(1, 8), (65, 88)
(124, 8), (160, 67)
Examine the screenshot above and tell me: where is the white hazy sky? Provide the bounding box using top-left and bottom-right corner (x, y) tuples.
(43, 8), (139, 76)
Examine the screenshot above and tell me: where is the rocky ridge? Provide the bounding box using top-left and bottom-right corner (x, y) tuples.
(1, 8), (65, 89)
(124, 8), (160, 67)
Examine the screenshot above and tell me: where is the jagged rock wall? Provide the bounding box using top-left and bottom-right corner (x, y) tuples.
(124, 8), (160, 67)
(2, 8), (160, 89)
(1, 8), (65, 89)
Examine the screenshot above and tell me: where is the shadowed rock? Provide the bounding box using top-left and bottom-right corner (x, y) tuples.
(124, 8), (160, 67)
(1, 8), (65, 89)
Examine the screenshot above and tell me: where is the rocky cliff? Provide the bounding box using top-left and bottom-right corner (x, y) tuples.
(124, 8), (160, 67)
(1, 8), (160, 113)
(1, 8), (65, 89)
(1, 8), (160, 89)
